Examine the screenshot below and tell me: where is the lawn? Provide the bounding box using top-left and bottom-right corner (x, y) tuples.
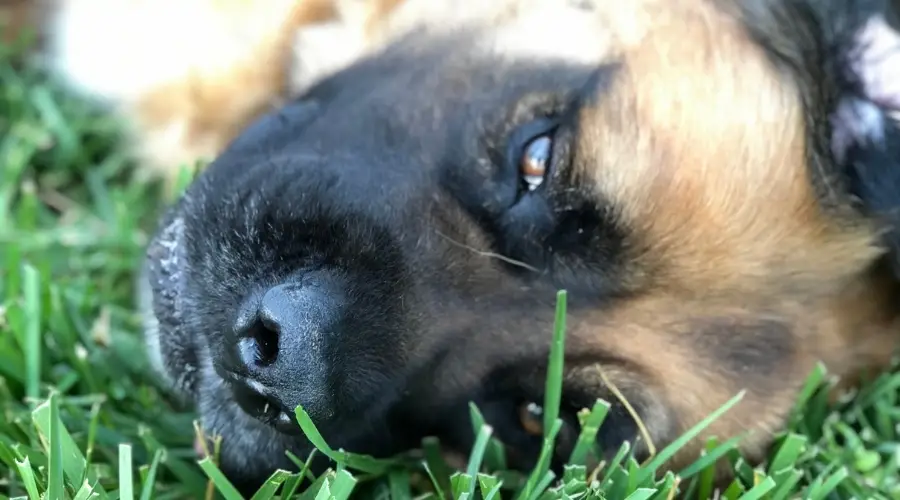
(0, 38), (898, 500)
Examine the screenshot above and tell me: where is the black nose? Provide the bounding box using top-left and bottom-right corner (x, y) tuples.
(234, 284), (301, 368)
(231, 277), (345, 424)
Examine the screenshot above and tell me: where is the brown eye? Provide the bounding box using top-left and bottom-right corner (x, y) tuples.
(519, 401), (545, 436)
(520, 135), (552, 191)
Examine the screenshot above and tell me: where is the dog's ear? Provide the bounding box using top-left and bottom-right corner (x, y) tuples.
(139, 201), (200, 399)
(737, 0), (900, 276)
(831, 7), (900, 277)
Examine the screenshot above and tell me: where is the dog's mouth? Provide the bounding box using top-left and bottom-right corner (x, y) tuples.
(214, 364), (304, 435)
(230, 382), (302, 435)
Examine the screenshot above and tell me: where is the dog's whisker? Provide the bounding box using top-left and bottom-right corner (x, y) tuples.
(433, 229), (541, 273)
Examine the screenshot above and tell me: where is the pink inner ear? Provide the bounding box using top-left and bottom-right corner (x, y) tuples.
(850, 14), (900, 110)
(831, 14), (900, 162)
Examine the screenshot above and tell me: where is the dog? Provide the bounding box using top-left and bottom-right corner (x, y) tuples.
(1, 0), (401, 193)
(138, 0), (900, 495)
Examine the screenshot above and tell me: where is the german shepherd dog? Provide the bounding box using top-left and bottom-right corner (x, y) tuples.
(16, 0), (900, 495)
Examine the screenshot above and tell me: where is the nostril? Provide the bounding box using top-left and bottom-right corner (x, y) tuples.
(237, 320), (280, 367)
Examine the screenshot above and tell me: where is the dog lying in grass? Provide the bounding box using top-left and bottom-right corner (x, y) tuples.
(15, 0), (900, 495)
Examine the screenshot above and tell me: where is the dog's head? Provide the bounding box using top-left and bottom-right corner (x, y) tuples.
(139, 0), (900, 492)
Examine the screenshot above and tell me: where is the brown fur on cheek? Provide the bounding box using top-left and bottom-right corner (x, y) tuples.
(565, 299), (805, 470)
(549, 1), (900, 476)
(573, 267), (899, 473)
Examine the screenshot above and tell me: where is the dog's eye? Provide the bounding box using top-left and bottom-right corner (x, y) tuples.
(518, 401), (545, 436)
(520, 135), (552, 192)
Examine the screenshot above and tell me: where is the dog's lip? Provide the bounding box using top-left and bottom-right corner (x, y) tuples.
(257, 402), (304, 435)
(273, 409), (302, 434)
(214, 362), (252, 386)
(215, 364), (305, 435)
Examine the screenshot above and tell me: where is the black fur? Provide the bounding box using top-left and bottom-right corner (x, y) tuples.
(845, 120), (900, 276)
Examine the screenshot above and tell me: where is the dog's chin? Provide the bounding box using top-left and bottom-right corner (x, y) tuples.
(190, 364), (314, 492)
(190, 361), (409, 491)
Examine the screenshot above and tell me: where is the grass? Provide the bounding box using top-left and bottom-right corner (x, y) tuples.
(0, 36), (899, 500)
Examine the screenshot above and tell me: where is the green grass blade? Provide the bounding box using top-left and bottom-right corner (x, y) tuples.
(516, 290), (568, 500)
(542, 290), (567, 434)
(22, 264), (41, 403)
(676, 435), (744, 480)
(568, 399), (610, 466)
(466, 423), (493, 496)
(293, 405), (394, 474)
(329, 469), (358, 500)
(249, 469), (291, 500)
(450, 473), (474, 499)
(280, 474), (305, 499)
(198, 456), (245, 500)
(769, 469), (804, 500)
(14, 457), (41, 500)
(45, 393), (65, 500)
(118, 443), (134, 500)
(767, 433), (808, 474)
(484, 481), (504, 500)
(32, 397), (108, 497)
(389, 469), (411, 499)
(739, 475), (776, 500)
(422, 436), (453, 497)
(805, 466), (849, 500)
(469, 403), (507, 471)
(313, 474), (333, 500)
(297, 474), (329, 500)
(73, 480), (97, 500)
(634, 390), (746, 485)
(621, 488), (656, 500)
(138, 449), (165, 500)
(477, 473), (501, 499)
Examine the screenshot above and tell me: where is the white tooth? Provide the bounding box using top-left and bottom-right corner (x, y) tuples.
(278, 412), (291, 424)
(263, 402), (270, 414)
